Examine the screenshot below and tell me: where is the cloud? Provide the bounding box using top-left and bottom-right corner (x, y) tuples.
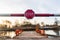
(0, 0), (29, 13)
(0, 0), (60, 14)
(38, 0), (60, 13)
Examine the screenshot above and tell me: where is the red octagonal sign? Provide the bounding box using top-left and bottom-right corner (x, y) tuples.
(25, 9), (35, 19)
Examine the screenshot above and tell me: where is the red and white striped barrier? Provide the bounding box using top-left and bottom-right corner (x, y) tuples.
(0, 9), (60, 19)
(0, 14), (60, 16)
(11, 14), (60, 16)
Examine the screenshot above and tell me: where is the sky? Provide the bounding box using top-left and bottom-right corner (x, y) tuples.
(0, 0), (60, 13)
(0, 0), (60, 25)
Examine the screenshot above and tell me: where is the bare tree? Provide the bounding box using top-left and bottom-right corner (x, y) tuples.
(2, 20), (12, 28)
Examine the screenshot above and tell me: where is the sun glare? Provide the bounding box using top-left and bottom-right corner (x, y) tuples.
(0, 17), (59, 26)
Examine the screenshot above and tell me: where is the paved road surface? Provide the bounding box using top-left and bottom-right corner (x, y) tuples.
(17, 31), (47, 38)
(1, 31), (60, 40)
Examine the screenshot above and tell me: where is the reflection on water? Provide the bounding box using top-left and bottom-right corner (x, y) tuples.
(45, 30), (57, 35)
(0, 31), (16, 38)
(45, 30), (60, 36)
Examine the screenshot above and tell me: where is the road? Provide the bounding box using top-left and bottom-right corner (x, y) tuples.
(16, 31), (47, 38)
(0, 31), (60, 40)
(6, 31), (47, 40)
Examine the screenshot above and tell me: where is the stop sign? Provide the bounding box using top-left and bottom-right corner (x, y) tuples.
(25, 9), (35, 19)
